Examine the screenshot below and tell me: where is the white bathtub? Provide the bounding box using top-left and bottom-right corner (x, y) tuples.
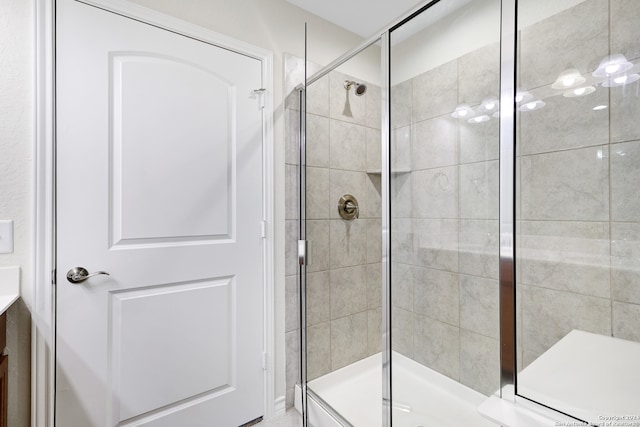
(295, 352), (496, 427)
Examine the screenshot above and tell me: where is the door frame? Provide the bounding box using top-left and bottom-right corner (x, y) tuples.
(33, 1), (275, 425)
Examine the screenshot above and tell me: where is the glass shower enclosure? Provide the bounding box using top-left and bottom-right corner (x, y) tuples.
(290, 0), (640, 426)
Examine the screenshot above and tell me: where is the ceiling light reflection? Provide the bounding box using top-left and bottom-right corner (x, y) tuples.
(593, 54), (633, 78)
(451, 104), (474, 119)
(468, 115), (490, 124)
(552, 68), (586, 89)
(563, 85), (596, 98)
(518, 99), (545, 112)
(602, 73), (640, 87)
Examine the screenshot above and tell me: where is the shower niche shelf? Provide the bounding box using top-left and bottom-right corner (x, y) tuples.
(366, 169), (411, 175)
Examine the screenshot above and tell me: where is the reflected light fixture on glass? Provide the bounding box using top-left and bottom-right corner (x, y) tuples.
(602, 73), (640, 87)
(593, 105), (608, 111)
(478, 97), (499, 113)
(563, 85), (596, 97)
(515, 90), (533, 103)
(468, 115), (490, 124)
(552, 68), (586, 89)
(592, 54), (633, 78)
(451, 104), (474, 118)
(518, 99), (545, 112)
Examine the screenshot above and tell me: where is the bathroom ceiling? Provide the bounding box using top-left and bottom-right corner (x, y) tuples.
(286, 0), (425, 37)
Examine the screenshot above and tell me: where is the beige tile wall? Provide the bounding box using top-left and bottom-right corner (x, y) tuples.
(283, 54), (382, 407)
(516, 0), (640, 370)
(284, 0), (640, 407)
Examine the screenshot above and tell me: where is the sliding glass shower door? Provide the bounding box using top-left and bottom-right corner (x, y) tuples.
(388, 0), (502, 425)
(296, 1), (640, 426)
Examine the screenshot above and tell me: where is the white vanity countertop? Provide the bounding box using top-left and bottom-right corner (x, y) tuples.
(0, 266), (20, 315)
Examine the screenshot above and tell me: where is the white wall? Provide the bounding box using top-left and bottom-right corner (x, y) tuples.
(0, 0), (34, 425)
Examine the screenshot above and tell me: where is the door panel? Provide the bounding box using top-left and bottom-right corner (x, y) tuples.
(56, 1), (264, 426)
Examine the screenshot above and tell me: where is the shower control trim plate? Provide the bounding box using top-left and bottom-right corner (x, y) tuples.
(338, 194), (359, 220)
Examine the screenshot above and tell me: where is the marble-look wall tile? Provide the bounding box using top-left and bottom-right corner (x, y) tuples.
(392, 126), (412, 172)
(459, 118), (499, 164)
(460, 275), (499, 339)
(285, 275), (299, 333)
(330, 265), (367, 319)
(391, 262), (413, 312)
(459, 330), (500, 396)
(519, 220), (610, 298)
(330, 71), (367, 126)
(412, 116), (458, 170)
(307, 73), (329, 117)
(285, 107), (300, 165)
(366, 218), (382, 264)
(610, 83), (640, 143)
(330, 169), (368, 220)
(520, 146), (609, 221)
(459, 219), (499, 279)
(306, 220), (330, 273)
(331, 312), (368, 370)
(611, 140), (640, 221)
(329, 120), (367, 171)
(286, 330), (300, 391)
(307, 323), (331, 380)
(412, 166), (458, 219)
(521, 285), (611, 365)
(413, 219), (458, 272)
(307, 114), (330, 168)
(413, 314), (460, 380)
(364, 174), (382, 219)
(285, 220), (298, 276)
(413, 267), (459, 326)
(306, 271), (330, 326)
(367, 263), (382, 309)
(612, 302), (640, 342)
(391, 79), (412, 129)
(392, 308), (413, 358)
(611, 0), (640, 61)
(519, 88), (609, 155)
(458, 42), (500, 106)
(329, 219), (367, 269)
(611, 222), (640, 305)
(306, 167), (330, 220)
(368, 308), (382, 355)
(519, 0), (609, 88)
(366, 83), (382, 130)
(412, 60), (458, 123)
(459, 160), (499, 220)
(285, 164), (299, 220)
(391, 173), (412, 218)
(366, 127), (382, 172)
(391, 218), (413, 265)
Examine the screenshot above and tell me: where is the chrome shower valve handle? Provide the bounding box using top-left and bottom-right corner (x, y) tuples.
(66, 267), (110, 284)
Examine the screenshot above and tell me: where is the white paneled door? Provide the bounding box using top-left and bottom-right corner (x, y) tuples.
(56, 1), (265, 426)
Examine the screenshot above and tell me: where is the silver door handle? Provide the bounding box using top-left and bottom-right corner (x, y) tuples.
(66, 267), (110, 284)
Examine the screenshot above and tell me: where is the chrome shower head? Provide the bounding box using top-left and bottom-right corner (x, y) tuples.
(344, 80), (367, 96)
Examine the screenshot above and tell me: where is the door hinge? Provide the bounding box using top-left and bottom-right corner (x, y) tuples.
(260, 221), (267, 239)
(262, 352), (268, 371)
(51, 269), (56, 286)
(252, 88), (266, 109)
